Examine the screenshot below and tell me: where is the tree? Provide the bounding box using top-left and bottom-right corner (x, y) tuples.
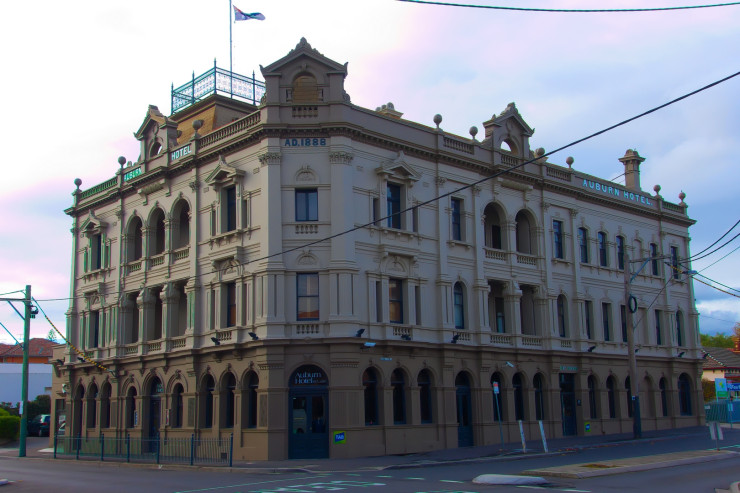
(703, 379), (716, 402)
(701, 332), (734, 348)
(26, 395), (51, 420)
(47, 329), (58, 343)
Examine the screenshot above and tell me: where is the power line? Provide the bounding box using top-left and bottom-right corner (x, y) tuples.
(700, 314), (739, 325)
(686, 218), (740, 261)
(687, 232), (740, 263)
(694, 272), (740, 295)
(31, 68), (740, 306)
(396, 0), (740, 13)
(699, 243), (740, 272)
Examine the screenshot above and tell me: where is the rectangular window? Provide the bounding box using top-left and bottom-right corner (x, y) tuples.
(295, 189), (318, 222)
(389, 278), (404, 324)
(491, 224), (502, 249)
(495, 297), (505, 333)
(412, 206), (419, 233)
(224, 282), (236, 328)
(557, 297), (567, 337)
(602, 302), (611, 341)
(655, 310), (663, 345)
(451, 198), (463, 241)
(670, 246), (680, 280)
(578, 228), (589, 263)
(297, 273), (319, 320)
(620, 305), (628, 342)
(553, 220), (564, 259)
(90, 311), (100, 348)
(375, 281), (383, 323)
(372, 197), (380, 225)
(598, 232), (608, 267)
(387, 183), (402, 229)
(91, 234), (102, 270)
(223, 186), (237, 233)
(650, 243), (659, 275)
(584, 301), (593, 340)
(616, 236), (625, 270)
(414, 285), (421, 326)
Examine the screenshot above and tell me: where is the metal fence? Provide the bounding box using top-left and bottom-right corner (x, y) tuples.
(705, 400), (740, 423)
(53, 433), (233, 467)
(171, 63), (266, 113)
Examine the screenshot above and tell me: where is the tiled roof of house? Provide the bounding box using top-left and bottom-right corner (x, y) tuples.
(0, 338), (56, 360)
(702, 346), (740, 370)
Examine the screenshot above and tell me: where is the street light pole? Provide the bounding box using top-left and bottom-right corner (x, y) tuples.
(624, 255), (641, 439)
(19, 284), (31, 457)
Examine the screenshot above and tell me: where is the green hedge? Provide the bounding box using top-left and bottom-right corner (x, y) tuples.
(0, 416), (20, 440)
(0, 408), (9, 417)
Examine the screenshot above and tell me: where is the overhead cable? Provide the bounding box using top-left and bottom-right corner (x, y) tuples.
(396, 0), (740, 13)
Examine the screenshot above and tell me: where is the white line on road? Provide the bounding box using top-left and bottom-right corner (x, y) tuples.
(172, 474), (329, 493)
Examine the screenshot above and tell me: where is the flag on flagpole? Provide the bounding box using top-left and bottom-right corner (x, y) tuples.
(234, 6), (265, 21)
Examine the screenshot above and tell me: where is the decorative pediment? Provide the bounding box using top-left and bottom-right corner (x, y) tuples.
(134, 105), (169, 140)
(492, 102), (534, 137)
(80, 212), (107, 236)
(261, 37), (347, 77)
(375, 151), (422, 184)
(204, 154), (245, 189)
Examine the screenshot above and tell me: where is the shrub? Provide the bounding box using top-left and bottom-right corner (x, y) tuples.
(0, 416), (20, 440)
(0, 408), (9, 417)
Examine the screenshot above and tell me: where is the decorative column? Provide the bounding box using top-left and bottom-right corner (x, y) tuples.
(160, 283), (179, 340)
(184, 279), (199, 335)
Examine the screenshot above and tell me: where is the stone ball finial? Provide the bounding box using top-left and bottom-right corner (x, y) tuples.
(566, 156), (574, 167)
(653, 184), (661, 196)
(387, 102), (394, 110)
(192, 119), (203, 130)
(433, 114), (442, 127)
(679, 191), (686, 204)
(117, 156), (126, 166)
(74, 178), (82, 189)
(535, 147), (545, 157)
(469, 126), (478, 139)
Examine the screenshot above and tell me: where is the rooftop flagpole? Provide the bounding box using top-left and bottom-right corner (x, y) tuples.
(229, 0), (233, 97)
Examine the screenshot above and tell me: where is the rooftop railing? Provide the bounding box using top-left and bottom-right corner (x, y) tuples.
(171, 62), (265, 114)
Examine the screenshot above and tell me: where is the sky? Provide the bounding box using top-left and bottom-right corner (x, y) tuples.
(0, 0), (738, 344)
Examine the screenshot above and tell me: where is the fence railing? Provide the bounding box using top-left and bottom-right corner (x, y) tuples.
(705, 400), (740, 423)
(54, 433), (233, 467)
(172, 63), (265, 114)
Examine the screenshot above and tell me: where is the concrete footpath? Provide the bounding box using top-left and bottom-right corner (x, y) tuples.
(1, 425), (738, 475)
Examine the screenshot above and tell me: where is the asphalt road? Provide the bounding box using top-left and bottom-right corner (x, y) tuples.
(1, 431), (739, 492)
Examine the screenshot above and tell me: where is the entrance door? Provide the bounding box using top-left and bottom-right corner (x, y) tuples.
(456, 373), (473, 447)
(559, 373), (577, 436)
(289, 365), (329, 459)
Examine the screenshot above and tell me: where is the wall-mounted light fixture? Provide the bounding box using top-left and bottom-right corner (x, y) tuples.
(248, 332), (259, 341)
(400, 334), (411, 341)
(355, 328), (365, 337)
(450, 334), (460, 344)
(587, 346), (597, 352)
(210, 337), (220, 346)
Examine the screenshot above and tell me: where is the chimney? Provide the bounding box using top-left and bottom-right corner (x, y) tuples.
(618, 149), (645, 191)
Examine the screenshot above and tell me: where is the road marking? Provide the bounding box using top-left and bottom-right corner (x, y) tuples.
(172, 475), (329, 493)
(440, 480), (465, 483)
(516, 487), (546, 490)
(406, 477), (425, 480)
(560, 489), (591, 492)
(376, 475), (393, 478)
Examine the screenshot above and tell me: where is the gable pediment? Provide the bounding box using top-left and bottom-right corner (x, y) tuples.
(134, 105), (170, 140)
(491, 102), (534, 136)
(80, 212), (107, 235)
(261, 38), (347, 76)
(204, 155), (245, 188)
(375, 151), (422, 183)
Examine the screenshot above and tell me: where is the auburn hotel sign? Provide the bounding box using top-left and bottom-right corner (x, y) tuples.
(581, 177), (653, 206)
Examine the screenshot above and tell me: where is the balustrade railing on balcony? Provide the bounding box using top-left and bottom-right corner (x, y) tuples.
(174, 247), (190, 261)
(484, 247), (507, 261)
(490, 333), (513, 345)
(295, 224), (319, 234)
(150, 254), (165, 268)
(296, 324), (320, 335)
(521, 336), (542, 347)
(126, 261), (142, 275)
(516, 253), (537, 266)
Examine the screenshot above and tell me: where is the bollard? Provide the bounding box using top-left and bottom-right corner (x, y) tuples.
(229, 433), (234, 467)
(190, 434), (195, 466)
(100, 433), (104, 462)
(126, 433), (130, 463)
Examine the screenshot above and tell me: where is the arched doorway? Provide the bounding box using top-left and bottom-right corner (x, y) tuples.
(559, 373), (577, 436)
(148, 378), (163, 442)
(289, 365), (328, 459)
(455, 372), (473, 447)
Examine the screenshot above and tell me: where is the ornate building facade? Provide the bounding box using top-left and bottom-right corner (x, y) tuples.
(53, 39), (703, 460)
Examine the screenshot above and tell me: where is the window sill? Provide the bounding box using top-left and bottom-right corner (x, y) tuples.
(447, 240), (472, 250)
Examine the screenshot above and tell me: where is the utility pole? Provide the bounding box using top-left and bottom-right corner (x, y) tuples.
(19, 284), (31, 457)
(624, 255), (641, 439)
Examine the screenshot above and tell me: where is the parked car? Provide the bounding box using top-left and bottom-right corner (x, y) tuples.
(28, 414), (50, 437)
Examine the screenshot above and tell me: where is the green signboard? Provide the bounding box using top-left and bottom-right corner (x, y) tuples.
(716, 378), (728, 399)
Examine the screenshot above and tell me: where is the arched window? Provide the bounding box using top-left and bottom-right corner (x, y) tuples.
(418, 370), (433, 424)
(100, 383), (111, 429)
(391, 369), (407, 425)
(126, 387), (137, 428)
(150, 142), (162, 157)
(150, 209), (166, 256)
(491, 373), (505, 421)
(172, 383), (183, 428)
(534, 374), (546, 420)
(678, 374), (692, 416)
(606, 376), (617, 419)
(173, 201), (190, 249)
(676, 311), (684, 347)
(515, 211), (533, 254)
(201, 375), (215, 428)
(127, 217), (143, 262)
(453, 282), (465, 330)
(87, 383), (98, 429)
(587, 375), (598, 419)
(484, 204), (504, 249)
(659, 377), (669, 417)
(513, 373), (525, 421)
(557, 295), (567, 338)
(363, 368), (379, 426)
(244, 372), (258, 428)
(625, 377), (633, 418)
(292, 74), (319, 103)
(222, 373), (236, 428)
